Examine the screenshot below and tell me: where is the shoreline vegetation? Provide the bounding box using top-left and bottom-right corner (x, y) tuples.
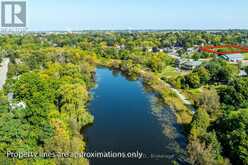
(0, 48), (96, 164)
(0, 31), (248, 165)
(97, 58), (193, 127)
(0, 51), (193, 164)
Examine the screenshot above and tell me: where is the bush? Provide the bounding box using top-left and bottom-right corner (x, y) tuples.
(216, 109), (248, 165)
(196, 88), (221, 118)
(218, 77), (248, 108)
(184, 73), (201, 89)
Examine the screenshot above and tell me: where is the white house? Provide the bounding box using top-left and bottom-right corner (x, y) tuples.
(9, 102), (26, 110)
(8, 92), (26, 111)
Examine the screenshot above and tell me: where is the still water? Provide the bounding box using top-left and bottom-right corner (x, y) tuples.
(85, 68), (187, 165)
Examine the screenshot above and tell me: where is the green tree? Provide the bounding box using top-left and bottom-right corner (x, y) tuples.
(59, 84), (93, 128)
(187, 137), (217, 165)
(184, 73), (201, 89)
(196, 88), (221, 118)
(218, 77), (248, 108)
(216, 109), (248, 165)
(195, 66), (210, 84)
(190, 108), (210, 138)
(0, 90), (8, 113)
(205, 60), (238, 83)
(245, 66), (248, 75)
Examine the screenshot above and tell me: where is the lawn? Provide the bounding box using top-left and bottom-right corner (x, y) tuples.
(244, 53), (248, 60)
(183, 88), (202, 103)
(159, 66), (183, 79)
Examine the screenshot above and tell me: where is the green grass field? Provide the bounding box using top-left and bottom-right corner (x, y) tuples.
(159, 66), (182, 79)
(244, 53), (248, 60)
(183, 88), (202, 103)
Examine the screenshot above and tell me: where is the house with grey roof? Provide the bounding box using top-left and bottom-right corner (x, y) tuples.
(176, 59), (202, 70)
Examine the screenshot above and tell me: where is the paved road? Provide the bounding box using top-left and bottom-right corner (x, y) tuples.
(0, 58), (9, 89)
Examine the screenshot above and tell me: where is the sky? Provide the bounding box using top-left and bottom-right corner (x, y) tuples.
(26, 0), (248, 31)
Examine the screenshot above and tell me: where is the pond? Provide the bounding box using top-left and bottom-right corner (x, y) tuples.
(85, 68), (187, 165)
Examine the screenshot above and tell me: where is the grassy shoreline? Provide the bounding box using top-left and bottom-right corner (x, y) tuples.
(97, 58), (193, 129)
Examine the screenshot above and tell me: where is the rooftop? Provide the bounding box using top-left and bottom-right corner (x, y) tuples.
(222, 54), (244, 61)
(223, 53), (244, 58)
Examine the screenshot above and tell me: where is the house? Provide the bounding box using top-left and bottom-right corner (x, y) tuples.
(9, 102), (26, 110)
(7, 92), (13, 101)
(187, 48), (195, 53)
(182, 61), (202, 70)
(8, 92), (26, 111)
(163, 47), (171, 52)
(176, 59), (202, 70)
(116, 44), (125, 50)
(240, 70), (247, 77)
(147, 48), (153, 52)
(152, 47), (160, 53)
(221, 54), (244, 62)
(175, 58), (187, 67)
(164, 47), (182, 57)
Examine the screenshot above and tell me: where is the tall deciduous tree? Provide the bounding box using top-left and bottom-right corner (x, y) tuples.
(196, 88), (221, 118)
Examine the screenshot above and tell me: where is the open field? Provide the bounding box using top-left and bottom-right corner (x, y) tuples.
(182, 88), (202, 103)
(160, 66), (181, 78)
(244, 53), (248, 60)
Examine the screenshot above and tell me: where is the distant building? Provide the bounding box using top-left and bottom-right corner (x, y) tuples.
(152, 47), (160, 53)
(116, 44), (125, 50)
(8, 92), (26, 111)
(240, 70), (247, 77)
(163, 47), (173, 52)
(9, 102), (26, 111)
(221, 54), (244, 62)
(176, 59), (202, 70)
(187, 48), (195, 53)
(7, 92), (13, 101)
(147, 48), (153, 52)
(175, 58), (186, 67)
(182, 61), (202, 70)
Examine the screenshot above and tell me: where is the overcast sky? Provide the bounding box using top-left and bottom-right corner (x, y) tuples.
(26, 0), (248, 31)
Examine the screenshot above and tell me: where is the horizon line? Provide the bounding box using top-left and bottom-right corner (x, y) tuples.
(28, 28), (248, 32)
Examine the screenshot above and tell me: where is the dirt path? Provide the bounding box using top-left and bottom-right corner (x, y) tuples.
(139, 69), (196, 113)
(166, 84), (196, 113)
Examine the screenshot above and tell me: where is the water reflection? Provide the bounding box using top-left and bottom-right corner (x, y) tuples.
(149, 96), (187, 162)
(85, 68), (188, 165)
